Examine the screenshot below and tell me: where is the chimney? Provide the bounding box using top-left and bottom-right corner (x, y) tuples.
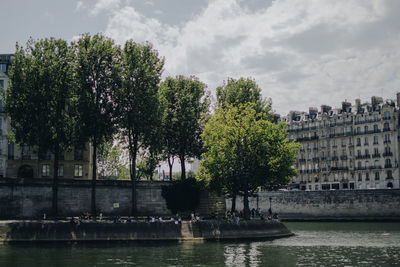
(397, 92), (400, 107)
(342, 101), (351, 112)
(355, 99), (361, 108)
(321, 105), (331, 114)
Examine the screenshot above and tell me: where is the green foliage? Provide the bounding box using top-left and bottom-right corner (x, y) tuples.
(136, 151), (161, 180)
(115, 40), (164, 183)
(97, 141), (129, 180)
(199, 103), (300, 218)
(216, 77), (272, 119)
(73, 33), (120, 152)
(161, 178), (203, 214)
(159, 75), (210, 180)
(5, 37), (76, 215)
(6, 38), (75, 152)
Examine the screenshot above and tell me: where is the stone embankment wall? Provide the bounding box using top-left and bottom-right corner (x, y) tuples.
(227, 189), (400, 221)
(0, 220), (292, 243)
(0, 178), (170, 219)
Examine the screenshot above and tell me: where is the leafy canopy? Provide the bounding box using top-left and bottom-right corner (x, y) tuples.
(199, 103), (299, 197)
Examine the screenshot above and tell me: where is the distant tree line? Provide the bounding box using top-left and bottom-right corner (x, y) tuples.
(5, 34), (299, 220)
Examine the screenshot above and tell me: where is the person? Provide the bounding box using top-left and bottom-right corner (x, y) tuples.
(251, 208), (256, 218)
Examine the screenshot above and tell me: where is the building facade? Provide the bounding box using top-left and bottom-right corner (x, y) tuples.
(280, 94), (400, 190)
(0, 54), (12, 177)
(0, 54), (92, 179)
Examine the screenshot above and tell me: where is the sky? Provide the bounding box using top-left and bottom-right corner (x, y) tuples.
(1, 0), (400, 116)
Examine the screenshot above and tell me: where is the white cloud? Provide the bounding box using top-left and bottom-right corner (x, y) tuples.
(92, 0), (400, 114)
(91, 0), (121, 16)
(75, 1), (85, 11)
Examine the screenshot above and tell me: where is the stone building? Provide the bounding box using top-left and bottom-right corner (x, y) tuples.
(0, 53), (92, 179)
(280, 93), (400, 190)
(0, 54), (12, 177)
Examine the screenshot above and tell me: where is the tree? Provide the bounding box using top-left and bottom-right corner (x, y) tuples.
(159, 75), (210, 180)
(97, 141), (130, 180)
(73, 34), (121, 216)
(115, 40), (164, 215)
(199, 104), (299, 219)
(216, 77), (271, 117)
(5, 38), (75, 216)
(215, 77), (272, 211)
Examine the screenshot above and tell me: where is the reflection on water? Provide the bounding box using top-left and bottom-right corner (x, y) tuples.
(0, 222), (399, 267)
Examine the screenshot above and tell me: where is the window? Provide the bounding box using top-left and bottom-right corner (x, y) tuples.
(366, 173), (369, 181)
(373, 136), (378, 144)
(383, 111), (390, 120)
(374, 148), (379, 156)
(357, 150), (361, 156)
(387, 170), (393, 179)
(365, 149), (369, 156)
(374, 114), (379, 121)
(74, 147), (84, 160)
(373, 124), (378, 132)
(358, 161), (362, 168)
(356, 138), (361, 146)
(21, 144), (31, 160)
(0, 64), (6, 73)
(383, 123), (390, 131)
(58, 165), (64, 177)
(364, 125), (368, 133)
(358, 173), (362, 181)
(42, 164), (50, 177)
(384, 134), (390, 142)
(38, 148), (51, 160)
(364, 137), (368, 146)
(375, 172), (380, 180)
(356, 127), (361, 134)
(0, 80), (3, 88)
(74, 164), (83, 177)
(8, 143), (14, 160)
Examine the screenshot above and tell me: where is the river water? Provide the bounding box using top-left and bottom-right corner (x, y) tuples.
(1, 222), (399, 266)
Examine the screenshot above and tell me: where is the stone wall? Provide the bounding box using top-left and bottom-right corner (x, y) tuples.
(0, 220), (292, 243)
(0, 178), (170, 219)
(227, 189), (400, 220)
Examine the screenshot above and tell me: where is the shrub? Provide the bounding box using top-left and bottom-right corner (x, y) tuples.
(161, 178), (202, 214)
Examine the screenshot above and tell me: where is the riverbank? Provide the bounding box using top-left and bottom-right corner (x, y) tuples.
(0, 219), (292, 244)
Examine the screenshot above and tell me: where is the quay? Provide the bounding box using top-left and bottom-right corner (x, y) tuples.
(0, 219), (292, 244)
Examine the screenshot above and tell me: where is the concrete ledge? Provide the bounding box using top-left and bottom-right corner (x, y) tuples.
(0, 220), (292, 244)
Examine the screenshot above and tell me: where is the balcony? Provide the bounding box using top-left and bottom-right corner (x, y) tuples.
(354, 166), (366, 171)
(385, 164), (393, 169)
(299, 158), (306, 162)
(383, 152), (393, 157)
(331, 167), (349, 171)
(383, 116), (391, 120)
(383, 140), (391, 144)
(312, 157), (319, 162)
(383, 128), (391, 132)
(332, 156), (339, 161)
(355, 154), (371, 159)
(369, 165), (382, 170)
(372, 153), (381, 158)
(340, 155), (348, 160)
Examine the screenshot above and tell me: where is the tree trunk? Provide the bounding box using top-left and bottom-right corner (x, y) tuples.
(231, 194), (236, 213)
(243, 191), (251, 220)
(91, 137), (97, 217)
(131, 137), (138, 216)
(167, 156), (174, 180)
(179, 154), (186, 180)
(52, 146), (59, 217)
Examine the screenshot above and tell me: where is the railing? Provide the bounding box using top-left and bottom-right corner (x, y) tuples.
(340, 155), (348, 160)
(385, 164), (393, 168)
(383, 152), (393, 157)
(372, 153), (380, 158)
(383, 140), (391, 144)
